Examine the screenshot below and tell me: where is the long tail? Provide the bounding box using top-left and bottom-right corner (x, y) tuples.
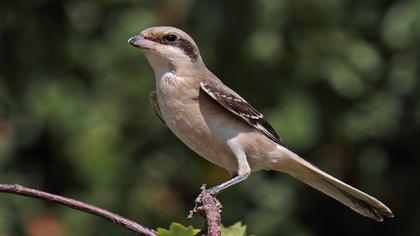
(273, 146), (394, 221)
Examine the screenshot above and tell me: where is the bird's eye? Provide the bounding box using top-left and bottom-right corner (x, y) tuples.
(164, 34), (177, 42)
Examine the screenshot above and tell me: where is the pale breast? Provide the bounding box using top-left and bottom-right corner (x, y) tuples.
(156, 73), (237, 171)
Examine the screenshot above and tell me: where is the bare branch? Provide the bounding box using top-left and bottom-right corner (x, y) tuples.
(188, 185), (222, 236)
(0, 184), (156, 236)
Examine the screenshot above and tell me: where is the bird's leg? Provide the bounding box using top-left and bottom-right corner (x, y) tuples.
(200, 141), (251, 198)
(194, 174), (250, 209)
(206, 174), (250, 195)
(193, 143), (250, 215)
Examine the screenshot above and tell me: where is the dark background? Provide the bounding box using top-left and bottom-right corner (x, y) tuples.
(0, 0), (419, 235)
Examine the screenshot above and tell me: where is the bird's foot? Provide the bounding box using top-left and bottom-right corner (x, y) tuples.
(188, 184), (222, 220)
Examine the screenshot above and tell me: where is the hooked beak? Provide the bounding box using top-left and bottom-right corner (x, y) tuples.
(128, 35), (156, 50)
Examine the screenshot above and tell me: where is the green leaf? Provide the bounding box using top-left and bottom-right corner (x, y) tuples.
(156, 223), (200, 236)
(222, 222), (253, 236)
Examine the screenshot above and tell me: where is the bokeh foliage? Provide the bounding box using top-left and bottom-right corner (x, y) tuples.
(0, 0), (419, 235)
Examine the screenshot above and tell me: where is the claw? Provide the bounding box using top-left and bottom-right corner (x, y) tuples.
(194, 194), (203, 205)
(188, 184), (223, 220)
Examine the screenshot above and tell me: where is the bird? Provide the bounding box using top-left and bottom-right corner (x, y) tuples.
(128, 26), (393, 221)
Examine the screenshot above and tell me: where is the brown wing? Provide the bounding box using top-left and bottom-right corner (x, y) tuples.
(200, 81), (283, 145)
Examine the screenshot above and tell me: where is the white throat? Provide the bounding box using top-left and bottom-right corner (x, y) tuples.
(143, 53), (174, 80)
(143, 45), (199, 78)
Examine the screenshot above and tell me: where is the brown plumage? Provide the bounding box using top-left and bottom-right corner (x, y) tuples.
(129, 26), (393, 222)
(200, 81), (283, 145)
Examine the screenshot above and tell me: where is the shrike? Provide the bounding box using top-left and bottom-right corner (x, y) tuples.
(128, 26), (393, 221)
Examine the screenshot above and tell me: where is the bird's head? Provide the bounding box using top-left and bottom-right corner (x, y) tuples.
(128, 26), (204, 75)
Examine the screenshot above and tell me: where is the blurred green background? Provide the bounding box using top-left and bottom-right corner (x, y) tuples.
(0, 0), (419, 235)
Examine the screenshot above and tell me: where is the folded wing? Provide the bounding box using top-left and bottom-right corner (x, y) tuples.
(200, 81), (283, 145)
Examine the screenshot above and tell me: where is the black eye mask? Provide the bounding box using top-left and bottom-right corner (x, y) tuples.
(145, 34), (199, 60)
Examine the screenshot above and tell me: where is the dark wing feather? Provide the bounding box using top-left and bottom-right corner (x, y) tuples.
(200, 81), (283, 145)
